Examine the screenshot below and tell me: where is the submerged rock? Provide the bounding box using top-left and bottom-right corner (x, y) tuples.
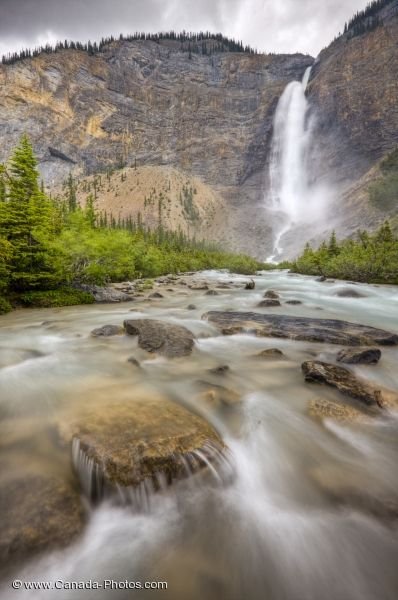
(316, 276), (327, 282)
(127, 356), (141, 367)
(0, 466), (84, 566)
(124, 318), (195, 358)
(334, 287), (367, 298)
(189, 283), (209, 291)
(149, 292), (164, 299)
(187, 304), (197, 310)
(257, 299), (281, 308)
(263, 290), (279, 299)
(208, 365), (230, 375)
(308, 397), (367, 421)
(285, 300), (302, 305)
(205, 289), (219, 296)
(301, 361), (384, 408)
(195, 381), (241, 408)
(336, 347), (381, 364)
(203, 311), (398, 346)
(310, 464), (398, 522)
(91, 324), (124, 337)
(64, 398), (225, 499)
(255, 348), (284, 358)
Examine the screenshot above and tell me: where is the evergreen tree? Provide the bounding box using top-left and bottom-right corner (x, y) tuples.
(327, 230), (339, 256)
(0, 135), (57, 290)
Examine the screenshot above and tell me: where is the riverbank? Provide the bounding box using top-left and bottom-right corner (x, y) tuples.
(1, 270), (398, 599)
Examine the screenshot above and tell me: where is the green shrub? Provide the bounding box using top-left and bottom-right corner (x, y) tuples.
(0, 296), (12, 314)
(19, 288), (95, 308)
(291, 222), (398, 284)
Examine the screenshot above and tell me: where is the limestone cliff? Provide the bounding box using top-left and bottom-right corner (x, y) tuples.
(0, 40), (312, 256)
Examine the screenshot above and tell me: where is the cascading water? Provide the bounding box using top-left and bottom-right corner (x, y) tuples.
(267, 66), (313, 261)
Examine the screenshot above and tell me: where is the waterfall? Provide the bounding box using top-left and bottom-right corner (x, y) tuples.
(267, 66), (313, 261)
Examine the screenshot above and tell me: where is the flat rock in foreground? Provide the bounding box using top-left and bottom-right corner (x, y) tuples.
(0, 467), (84, 567)
(203, 311), (398, 346)
(124, 319), (195, 357)
(65, 398), (224, 499)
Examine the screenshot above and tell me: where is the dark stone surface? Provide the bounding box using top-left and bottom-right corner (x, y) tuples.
(91, 324), (124, 337)
(208, 365), (230, 375)
(257, 299), (281, 308)
(255, 348), (284, 358)
(124, 318), (195, 357)
(337, 347), (381, 365)
(203, 311), (398, 346)
(301, 360), (384, 407)
(334, 288), (367, 298)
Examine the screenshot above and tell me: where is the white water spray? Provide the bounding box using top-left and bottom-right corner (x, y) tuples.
(267, 66), (313, 261)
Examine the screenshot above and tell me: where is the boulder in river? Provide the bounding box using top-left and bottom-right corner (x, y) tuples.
(124, 318), (195, 357)
(334, 288), (367, 298)
(205, 289), (219, 296)
(301, 361), (384, 408)
(189, 282), (209, 291)
(336, 347), (381, 365)
(244, 279), (255, 290)
(263, 290), (279, 299)
(202, 311), (398, 346)
(285, 300), (302, 305)
(63, 398), (225, 500)
(187, 304), (197, 310)
(149, 292), (164, 299)
(91, 324), (124, 337)
(257, 299), (281, 308)
(255, 348), (284, 359)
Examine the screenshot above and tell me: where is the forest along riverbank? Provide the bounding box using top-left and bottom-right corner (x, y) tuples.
(0, 270), (398, 600)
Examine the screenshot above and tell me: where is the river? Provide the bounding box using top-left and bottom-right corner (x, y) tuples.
(0, 270), (397, 599)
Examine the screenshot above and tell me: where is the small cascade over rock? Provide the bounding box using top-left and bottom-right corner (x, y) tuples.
(66, 397), (232, 509)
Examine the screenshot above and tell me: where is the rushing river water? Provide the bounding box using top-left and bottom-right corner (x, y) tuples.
(1, 271), (398, 600)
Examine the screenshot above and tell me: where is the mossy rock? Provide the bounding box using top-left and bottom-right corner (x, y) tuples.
(61, 397), (225, 498)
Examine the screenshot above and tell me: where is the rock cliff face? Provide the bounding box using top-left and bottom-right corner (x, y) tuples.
(0, 41), (312, 256)
(306, 0), (398, 237)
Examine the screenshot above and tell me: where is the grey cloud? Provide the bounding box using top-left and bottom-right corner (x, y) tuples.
(0, 0), (368, 58)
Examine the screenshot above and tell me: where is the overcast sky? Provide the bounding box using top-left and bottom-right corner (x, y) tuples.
(0, 0), (368, 58)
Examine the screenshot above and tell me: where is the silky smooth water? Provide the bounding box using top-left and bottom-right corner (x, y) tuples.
(0, 271), (397, 599)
